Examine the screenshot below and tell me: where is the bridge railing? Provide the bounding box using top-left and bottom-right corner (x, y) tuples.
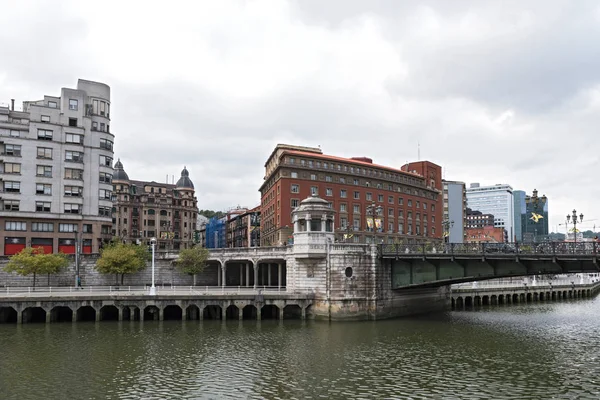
(452, 275), (600, 290)
(380, 242), (599, 256)
(0, 285), (287, 296)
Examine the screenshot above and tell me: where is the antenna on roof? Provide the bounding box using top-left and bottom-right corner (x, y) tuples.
(417, 141), (420, 161)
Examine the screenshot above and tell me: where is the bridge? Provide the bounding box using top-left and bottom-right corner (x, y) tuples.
(380, 242), (600, 289)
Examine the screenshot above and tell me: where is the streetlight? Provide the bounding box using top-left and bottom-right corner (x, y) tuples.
(566, 209), (583, 246)
(442, 219), (454, 245)
(528, 189), (547, 243)
(365, 202), (383, 245)
(149, 237), (157, 295)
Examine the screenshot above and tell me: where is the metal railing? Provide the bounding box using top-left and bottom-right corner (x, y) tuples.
(0, 285), (287, 296)
(380, 242), (599, 256)
(452, 274), (600, 290)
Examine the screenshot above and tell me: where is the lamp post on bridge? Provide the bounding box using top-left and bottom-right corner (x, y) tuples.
(149, 237), (157, 295)
(566, 209), (583, 246)
(365, 202), (383, 245)
(528, 189), (547, 243)
(442, 219), (454, 247)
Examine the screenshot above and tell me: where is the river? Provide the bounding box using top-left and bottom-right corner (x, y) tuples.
(1, 297), (599, 399)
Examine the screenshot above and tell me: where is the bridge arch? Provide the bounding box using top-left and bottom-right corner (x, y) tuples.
(243, 304), (257, 319)
(23, 307), (46, 323)
(225, 305), (239, 320)
(163, 305), (182, 320)
(50, 306), (73, 323)
(144, 305), (160, 321)
(77, 306), (96, 322)
(100, 305), (119, 321)
(203, 305), (222, 320)
(0, 306), (18, 323)
(261, 304), (279, 320)
(283, 304), (302, 319)
(186, 304), (201, 320)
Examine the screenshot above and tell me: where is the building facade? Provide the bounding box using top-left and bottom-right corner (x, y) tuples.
(226, 206), (261, 248)
(465, 208), (496, 229)
(443, 180), (466, 243)
(0, 80), (114, 255)
(464, 226), (505, 243)
(522, 189), (549, 242)
(112, 161), (198, 250)
(259, 144), (443, 246)
(513, 190), (526, 242)
(466, 183), (514, 242)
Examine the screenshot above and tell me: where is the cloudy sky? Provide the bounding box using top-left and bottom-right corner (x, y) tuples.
(1, 0), (599, 232)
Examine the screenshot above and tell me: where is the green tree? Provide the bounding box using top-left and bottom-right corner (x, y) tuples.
(96, 242), (148, 285)
(4, 247), (69, 288)
(175, 246), (209, 286)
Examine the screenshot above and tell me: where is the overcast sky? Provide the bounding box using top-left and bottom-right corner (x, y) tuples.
(1, 0), (599, 232)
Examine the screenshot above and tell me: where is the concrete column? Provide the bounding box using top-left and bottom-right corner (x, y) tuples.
(217, 265), (222, 286)
(95, 308), (101, 322)
(221, 264), (227, 287)
(71, 309), (77, 323)
(278, 263), (282, 289)
(256, 307), (261, 321)
(118, 307), (123, 321)
(279, 307), (284, 320)
(240, 265), (244, 286)
(183, 306), (188, 321)
(199, 306), (204, 320)
(301, 307), (306, 320)
(158, 308), (164, 321)
(246, 263), (250, 287)
(253, 264), (259, 289)
(46, 310), (51, 324)
(17, 309), (22, 324)
(239, 307), (243, 320)
(221, 305), (226, 321)
(293, 218), (299, 232)
(268, 264), (272, 287)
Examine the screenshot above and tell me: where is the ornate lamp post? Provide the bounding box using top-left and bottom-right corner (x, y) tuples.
(529, 189), (547, 243)
(149, 237), (157, 295)
(566, 209), (583, 245)
(365, 202), (383, 244)
(442, 219), (454, 245)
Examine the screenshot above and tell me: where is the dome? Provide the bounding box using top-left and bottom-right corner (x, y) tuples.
(295, 194), (331, 213)
(176, 166), (195, 189)
(113, 159), (129, 181)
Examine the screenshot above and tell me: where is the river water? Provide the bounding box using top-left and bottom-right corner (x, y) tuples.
(1, 297), (599, 400)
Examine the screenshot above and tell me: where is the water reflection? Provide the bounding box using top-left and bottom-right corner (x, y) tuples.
(1, 297), (599, 399)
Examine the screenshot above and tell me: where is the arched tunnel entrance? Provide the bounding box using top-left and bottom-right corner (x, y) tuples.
(261, 305), (279, 320)
(23, 307), (46, 323)
(77, 306), (96, 322)
(50, 306), (73, 323)
(225, 305), (239, 320)
(164, 305), (182, 321)
(0, 307), (18, 323)
(100, 306), (119, 321)
(144, 306), (160, 321)
(283, 305), (302, 319)
(203, 305), (222, 320)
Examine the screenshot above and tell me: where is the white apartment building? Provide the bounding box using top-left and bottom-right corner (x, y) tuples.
(466, 183), (514, 242)
(0, 79), (114, 255)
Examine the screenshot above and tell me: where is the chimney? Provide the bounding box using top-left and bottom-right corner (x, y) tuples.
(11, 99), (15, 111)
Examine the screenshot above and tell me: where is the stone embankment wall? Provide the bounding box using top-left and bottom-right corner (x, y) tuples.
(0, 254), (219, 287)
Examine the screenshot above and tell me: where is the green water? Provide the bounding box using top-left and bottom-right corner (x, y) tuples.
(1, 298), (599, 399)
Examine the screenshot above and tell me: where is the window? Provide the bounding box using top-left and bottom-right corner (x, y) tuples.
(431, 204), (435, 212)
(340, 189), (347, 198)
(388, 208), (394, 216)
(353, 204), (360, 213)
(291, 184), (299, 193)
(9, 130), (20, 138)
(399, 210), (404, 218)
(3, 200), (19, 211)
(5, 221), (26, 231)
(4, 144), (21, 156)
(366, 192), (372, 201)
(431, 216), (435, 223)
(325, 175), (332, 182)
(65, 168), (83, 180)
(290, 172), (298, 178)
(100, 101), (106, 116)
(48, 101), (57, 108)
(310, 186), (318, 196)
(353, 179), (359, 185)
(289, 157), (295, 164)
(408, 200), (412, 207)
(310, 174), (317, 180)
(36, 201), (51, 212)
(408, 211), (412, 219)
(36, 183), (52, 195)
(340, 177), (346, 184)
(3, 163), (21, 174)
(65, 151), (84, 163)
(37, 129), (53, 140)
(340, 203), (347, 212)
(398, 223), (404, 234)
(83, 224), (93, 233)
(423, 202), (427, 210)
(100, 123), (105, 132)
(37, 147), (52, 159)
(66, 133), (83, 144)
(100, 155), (113, 167)
(326, 188), (333, 196)
(353, 218), (360, 230)
(32, 223), (54, 232)
(69, 99), (78, 110)
(59, 223), (77, 233)
(64, 186), (82, 197)
(64, 203), (80, 214)
(378, 194), (384, 202)
(92, 121), (98, 131)
(99, 206), (111, 217)
(291, 199), (299, 208)
(354, 191), (360, 199)
(99, 189), (112, 199)
(41, 115), (50, 122)
(3, 181), (20, 193)
(101, 225), (111, 234)
(36, 165), (52, 177)
(68, 118), (77, 127)
(398, 197), (403, 205)
(416, 201), (420, 209)
(99, 172), (112, 183)
(388, 196), (394, 204)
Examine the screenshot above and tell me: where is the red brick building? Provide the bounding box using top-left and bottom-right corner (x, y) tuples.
(259, 144), (443, 246)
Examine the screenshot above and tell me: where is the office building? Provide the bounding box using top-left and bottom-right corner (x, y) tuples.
(466, 208), (496, 228)
(513, 190), (526, 242)
(0, 79), (114, 255)
(522, 189), (549, 242)
(443, 180), (466, 243)
(112, 161), (199, 250)
(259, 144), (443, 246)
(466, 183), (514, 242)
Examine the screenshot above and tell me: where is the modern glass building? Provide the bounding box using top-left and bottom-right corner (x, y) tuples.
(466, 183), (514, 242)
(513, 190), (526, 242)
(522, 189), (549, 242)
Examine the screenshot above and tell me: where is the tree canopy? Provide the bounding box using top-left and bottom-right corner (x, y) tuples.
(175, 246), (209, 286)
(96, 242), (148, 285)
(4, 247), (69, 287)
(198, 210), (225, 220)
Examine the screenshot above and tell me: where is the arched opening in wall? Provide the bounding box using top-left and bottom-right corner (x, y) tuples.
(23, 307), (46, 323)
(455, 297), (464, 309)
(242, 305), (257, 320)
(498, 295), (504, 305)
(540, 292), (545, 301)
(225, 305), (239, 320)
(512, 294), (519, 303)
(50, 306), (73, 323)
(533, 293), (539, 301)
(261, 305), (279, 320)
(451, 298), (456, 310)
(0, 307), (18, 323)
(283, 305), (302, 319)
(100, 306), (119, 321)
(305, 305), (314, 319)
(144, 306), (160, 321)
(129, 307), (140, 321)
(203, 305), (222, 320)
(562, 290), (567, 299)
(464, 297), (473, 309)
(345, 267), (353, 278)
(186, 305), (200, 321)
(474, 296), (481, 307)
(526, 293), (532, 302)
(121, 307), (131, 321)
(482, 295), (489, 306)
(551, 291), (557, 300)
(163, 305), (183, 321)
(77, 306), (96, 322)
(490, 295), (497, 305)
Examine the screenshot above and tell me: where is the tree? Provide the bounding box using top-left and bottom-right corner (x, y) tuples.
(95, 241), (148, 285)
(4, 247), (69, 288)
(175, 246), (209, 286)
